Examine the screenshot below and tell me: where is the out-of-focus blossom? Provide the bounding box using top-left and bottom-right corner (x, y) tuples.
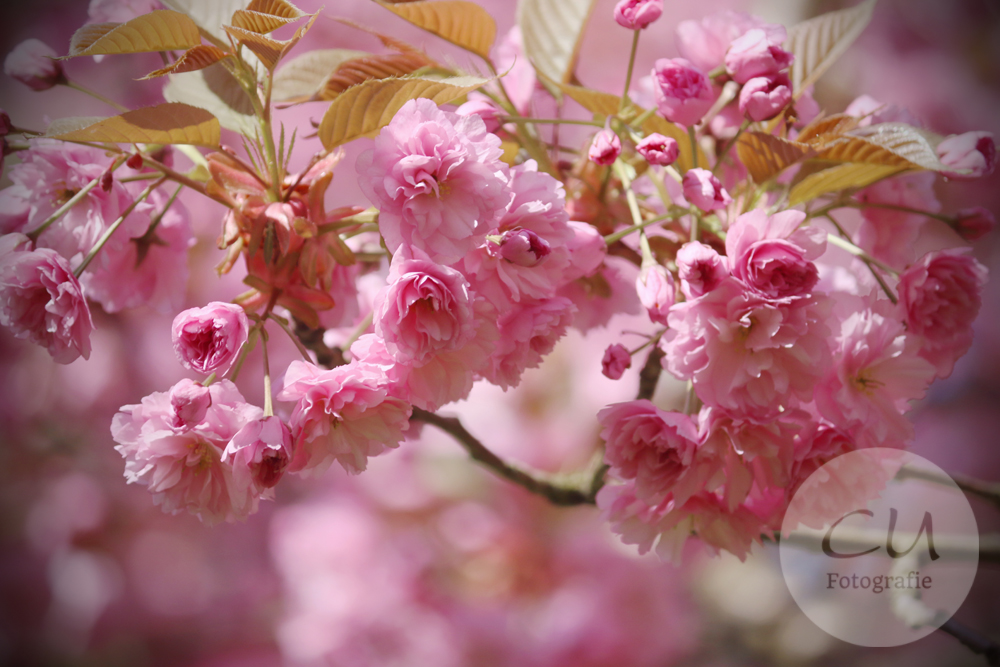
(676, 241), (728, 299)
(492, 26), (535, 116)
(725, 209), (825, 300)
(855, 172), (941, 269)
(167, 378), (212, 431)
(897, 249), (988, 378)
(636, 133), (679, 166)
(171, 301), (250, 375)
(682, 168), (731, 212)
(954, 207), (995, 241)
(589, 127), (622, 165)
(356, 99), (511, 264)
(614, 0), (663, 30)
(675, 10), (782, 74)
(636, 263), (675, 325)
(937, 131), (996, 180)
(4, 39), (64, 91)
(724, 27), (793, 84)
(88, 0), (161, 22)
(845, 94), (922, 127)
(223, 416), (293, 511)
(455, 96), (502, 133)
(484, 296), (575, 390)
(0, 246), (93, 363)
(738, 73), (792, 121)
(652, 58), (714, 127)
(602, 343), (631, 379)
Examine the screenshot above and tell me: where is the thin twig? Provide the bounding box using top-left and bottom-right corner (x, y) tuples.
(637, 345), (665, 401)
(293, 318), (346, 369)
(896, 464), (1000, 512)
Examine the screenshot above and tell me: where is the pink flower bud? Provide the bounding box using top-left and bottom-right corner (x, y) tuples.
(0, 247), (93, 363)
(4, 39), (64, 91)
(223, 416), (293, 494)
(682, 168), (732, 212)
(602, 343), (632, 379)
(738, 73), (792, 121)
(168, 378), (212, 431)
(953, 207), (995, 241)
(614, 0), (663, 30)
(676, 241), (728, 299)
(724, 28), (793, 84)
(589, 127), (621, 165)
(456, 97), (503, 133)
(171, 302), (250, 374)
(0, 109), (10, 137)
(937, 131), (996, 180)
(496, 228), (552, 267)
(636, 264), (675, 325)
(652, 58), (715, 127)
(636, 133), (679, 166)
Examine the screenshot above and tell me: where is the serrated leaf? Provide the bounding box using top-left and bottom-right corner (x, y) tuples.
(737, 132), (815, 183)
(318, 75), (488, 150)
(518, 0), (595, 87)
(376, 0), (496, 60)
(789, 163), (902, 206)
(320, 52), (439, 101)
(230, 10), (300, 34)
(48, 103), (220, 147)
(844, 123), (949, 171)
(160, 0), (250, 42)
(163, 65), (256, 134)
(273, 49), (371, 102)
(46, 117), (107, 136)
(65, 10), (202, 57)
(224, 11), (316, 71)
(796, 113), (859, 146)
(140, 45), (229, 79)
(785, 0), (877, 95)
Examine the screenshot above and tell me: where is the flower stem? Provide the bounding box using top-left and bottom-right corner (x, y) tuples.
(845, 200), (953, 224)
(604, 212), (672, 245)
(688, 125), (699, 169)
(64, 80), (128, 112)
(713, 120), (750, 176)
(341, 311), (374, 352)
(27, 155), (126, 242)
(261, 328), (273, 417)
(269, 314), (314, 361)
(73, 176), (165, 278)
(824, 217), (899, 304)
(500, 116), (604, 127)
(620, 29), (641, 113)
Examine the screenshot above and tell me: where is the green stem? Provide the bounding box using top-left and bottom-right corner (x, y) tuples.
(612, 161), (644, 228)
(824, 216), (899, 304)
(619, 30), (641, 113)
(846, 201), (953, 224)
(342, 311), (374, 352)
(260, 73), (283, 201)
(64, 80), (128, 112)
(27, 156), (126, 241)
(604, 213), (672, 245)
(268, 313), (313, 361)
(261, 328), (273, 417)
(73, 177), (165, 277)
(713, 120), (750, 176)
(631, 107), (657, 129)
(688, 125), (699, 169)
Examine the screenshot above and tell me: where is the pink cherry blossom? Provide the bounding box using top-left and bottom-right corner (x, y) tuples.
(897, 249), (988, 378)
(4, 39), (64, 91)
(614, 0), (663, 30)
(855, 172), (941, 269)
(676, 241), (728, 299)
(738, 73), (792, 121)
(374, 248), (477, 366)
(0, 247), (93, 364)
(589, 127), (622, 165)
(278, 359), (412, 474)
(601, 344), (632, 380)
(664, 278), (832, 421)
(88, 0), (162, 22)
(172, 301), (249, 375)
(937, 131), (996, 180)
(223, 416), (293, 512)
(844, 95), (922, 127)
(455, 96), (502, 133)
(724, 28), (793, 84)
(682, 168), (732, 212)
(636, 133), (679, 166)
(167, 378), (212, 431)
(675, 11), (783, 74)
(356, 98), (511, 264)
(484, 297), (576, 390)
(636, 264), (675, 325)
(725, 209), (826, 299)
(110, 380), (263, 524)
(652, 58), (715, 127)
(954, 207), (995, 241)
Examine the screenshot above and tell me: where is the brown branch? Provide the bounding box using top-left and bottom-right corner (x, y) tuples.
(637, 345), (665, 401)
(897, 464), (1000, 512)
(293, 318), (346, 369)
(938, 618), (1000, 666)
(410, 407), (597, 506)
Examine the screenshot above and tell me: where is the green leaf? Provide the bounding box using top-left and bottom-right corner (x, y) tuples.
(376, 0), (496, 61)
(65, 10), (201, 57)
(140, 44), (229, 79)
(48, 103), (220, 147)
(517, 0), (596, 88)
(318, 75), (488, 150)
(785, 0), (877, 95)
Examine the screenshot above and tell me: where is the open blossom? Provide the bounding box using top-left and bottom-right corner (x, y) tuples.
(589, 127), (622, 165)
(724, 27), (793, 84)
(954, 207), (995, 241)
(110, 380), (263, 524)
(636, 133), (679, 166)
(223, 416), (293, 512)
(652, 58), (715, 127)
(725, 209), (826, 299)
(676, 241), (728, 299)
(937, 131), (996, 180)
(4, 39), (64, 90)
(682, 168), (731, 212)
(897, 249), (988, 377)
(614, 0), (662, 30)
(0, 247), (93, 363)
(374, 248), (477, 366)
(357, 98), (511, 264)
(636, 264), (675, 325)
(664, 279), (832, 421)
(484, 296), (576, 390)
(278, 360), (412, 474)
(738, 73), (792, 121)
(172, 301), (249, 375)
(602, 344), (632, 380)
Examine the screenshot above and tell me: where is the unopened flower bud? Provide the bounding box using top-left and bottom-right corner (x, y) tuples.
(682, 168), (732, 212)
(496, 228), (552, 267)
(636, 133), (679, 166)
(4, 39), (64, 91)
(589, 127), (621, 165)
(738, 73), (792, 121)
(953, 207), (995, 241)
(223, 416), (293, 491)
(724, 28), (793, 84)
(652, 58), (714, 127)
(456, 97), (503, 133)
(636, 264), (675, 325)
(168, 378), (212, 430)
(126, 153), (144, 170)
(937, 132), (996, 180)
(171, 301), (250, 374)
(614, 0), (663, 30)
(602, 343), (632, 380)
